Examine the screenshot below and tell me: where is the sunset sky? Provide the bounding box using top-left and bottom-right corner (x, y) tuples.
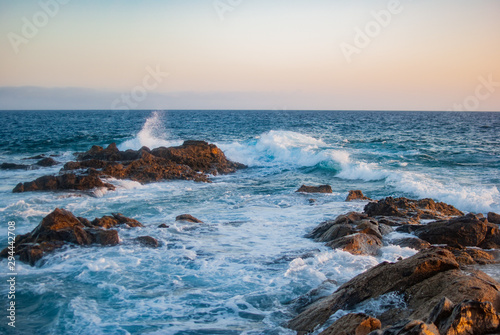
(0, 0), (499, 110)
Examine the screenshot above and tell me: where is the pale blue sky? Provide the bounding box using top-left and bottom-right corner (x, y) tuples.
(1, 0), (499, 110)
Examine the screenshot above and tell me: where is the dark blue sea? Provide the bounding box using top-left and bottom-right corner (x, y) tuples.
(0, 110), (499, 334)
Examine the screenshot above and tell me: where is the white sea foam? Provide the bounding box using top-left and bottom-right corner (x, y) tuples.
(387, 171), (500, 213)
(119, 111), (182, 150)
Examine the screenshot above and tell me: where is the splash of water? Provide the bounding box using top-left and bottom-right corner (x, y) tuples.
(119, 111), (181, 150)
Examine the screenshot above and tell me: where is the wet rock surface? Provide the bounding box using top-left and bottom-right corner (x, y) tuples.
(0, 208), (145, 266)
(292, 195), (500, 334)
(13, 141), (245, 193)
(296, 185), (333, 194)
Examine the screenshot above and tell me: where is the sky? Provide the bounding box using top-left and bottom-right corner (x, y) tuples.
(0, 0), (499, 111)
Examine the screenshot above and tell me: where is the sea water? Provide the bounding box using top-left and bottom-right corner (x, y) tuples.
(0, 110), (498, 334)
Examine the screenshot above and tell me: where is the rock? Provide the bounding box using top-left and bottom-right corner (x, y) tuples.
(346, 190), (372, 202)
(392, 238), (431, 251)
(488, 212), (500, 225)
(151, 140), (245, 175)
(415, 213), (500, 249)
(14, 141), (244, 193)
(158, 223), (169, 228)
(438, 300), (500, 335)
(450, 247), (498, 265)
(364, 197), (463, 221)
(135, 236), (160, 248)
(426, 297), (454, 326)
(320, 313), (381, 335)
(0, 208), (143, 265)
(176, 214), (203, 223)
(13, 174), (116, 193)
(306, 212), (368, 241)
(288, 248), (460, 333)
(296, 185), (333, 194)
(326, 233), (382, 256)
(36, 157), (58, 167)
(0, 162), (30, 170)
(374, 319), (440, 335)
(87, 229), (120, 246)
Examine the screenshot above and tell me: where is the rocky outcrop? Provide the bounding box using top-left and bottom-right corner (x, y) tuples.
(364, 197), (463, 222)
(346, 190), (372, 202)
(0, 208), (143, 265)
(1, 162), (31, 170)
(13, 141), (244, 193)
(176, 214), (203, 223)
(306, 212), (390, 256)
(13, 174), (116, 193)
(288, 248), (500, 333)
(135, 236), (160, 248)
(488, 212), (500, 225)
(326, 233), (382, 256)
(414, 213), (500, 249)
(296, 185), (333, 194)
(36, 157), (58, 167)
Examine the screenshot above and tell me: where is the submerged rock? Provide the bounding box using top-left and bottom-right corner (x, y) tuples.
(296, 185), (333, 194)
(0, 208), (143, 266)
(176, 214), (203, 223)
(13, 141), (245, 193)
(135, 236), (160, 248)
(36, 157), (58, 167)
(1, 162), (30, 170)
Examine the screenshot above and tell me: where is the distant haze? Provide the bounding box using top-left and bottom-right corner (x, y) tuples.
(0, 0), (499, 111)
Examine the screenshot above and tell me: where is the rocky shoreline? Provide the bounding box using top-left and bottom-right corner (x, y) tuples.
(4, 149), (500, 334)
(11, 140), (245, 193)
(288, 189), (500, 335)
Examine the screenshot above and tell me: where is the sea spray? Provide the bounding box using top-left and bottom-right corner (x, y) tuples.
(119, 111), (181, 150)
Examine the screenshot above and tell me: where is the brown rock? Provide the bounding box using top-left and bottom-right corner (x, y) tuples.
(135, 236), (160, 248)
(296, 185), (333, 194)
(319, 313), (381, 335)
(1, 162), (30, 170)
(176, 214), (203, 223)
(439, 300), (500, 335)
(306, 212), (368, 241)
(87, 229), (120, 246)
(450, 248), (498, 265)
(288, 248), (460, 333)
(151, 140), (245, 175)
(415, 213), (497, 248)
(488, 212), (500, 225)
(36, 157), (58, 167)
(346, 190), (372, 202)
(158, 223), (169, 228)
(326, 233), (382, 256)
(377, 320), (440, 335)
(14, 141), (244, 193)
(13, 174), (116, 193)
(392, 238), (431, 251)
(364, 197), (463, 221)
(0, 208), (142, 265)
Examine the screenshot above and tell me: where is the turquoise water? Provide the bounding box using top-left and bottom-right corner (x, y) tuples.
(0, 110), (498, 334)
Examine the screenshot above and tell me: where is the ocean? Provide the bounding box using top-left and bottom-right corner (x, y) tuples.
(0, 110), (499, 334)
